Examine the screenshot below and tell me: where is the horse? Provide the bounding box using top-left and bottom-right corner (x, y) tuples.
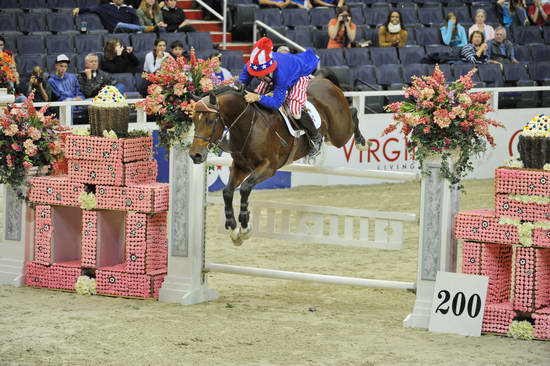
(189, 77), (368, 246)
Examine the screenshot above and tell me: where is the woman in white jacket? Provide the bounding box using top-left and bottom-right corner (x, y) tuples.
(143, 38), (170, 73)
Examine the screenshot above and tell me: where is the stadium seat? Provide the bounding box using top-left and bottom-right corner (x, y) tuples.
(2, 35), (17, 54)
(376, 64), (404, 86)
(134, 73), (147, 97)
(312, 29), (329, 49)
(428, 64), (453, 81)
(400, 7), (419, 26)
(470, 2), (498, 23)
(513, 26), (544, 45)
(344, 47), (371, 67)
(282, 8), (309, 27)
(104, 34), (132, 48)
(398, 46), (425, 64)
(515, 80), (538, 108)
(162, 33), (188, 50)
(529, 62), (550, 82)
(360, 28), (379, 46)
(371, 2), (391, 9)
(316, 48), (345, 67)
(402, 63), (430, 84)
(443, 6), (472, 23)
(352, 65), (384, 113)
(114, 72), (138, 93)
(130, 33), (156, 53)
(49, 0), (79, 10)
(418, 7), (444, 26)
(17, 54), (46, 76)
(544, 27), (550, 45)
(19, 0), (49, 12)
(76, 13), (108, 34)
(415, 27), (442, 46)
(0, 14), (21, 35)
(18, 13), (49, 34)
(16, 35), (46, 55)
(366, 7), (390, 26)
(370, 47), (399, 66)
(530, 45), (550, 62)
(255, 8), (283, 27)
(46, 53), (77, 74)
(514, 45), (532, 63)
(134, 52), (147, 71)
(75, 34), (104, 53)
(231, 4), (257, 29)
(452, 63), (482, 82)
(46, 34), (76, 55)
(187, 32), (214, 51)
(219, 50), (244, 70)
(477, 63), (504, 87)
(47, 12), (79, 34)
(323, 66), (353, 90)
(195, 49), (212, 60)
(262, 26), (288, 44)
(286, 28), (314, 48)
(502, 63), (531, 82)
(349, 4), (366, 25)
(0, 0), (21, 12)
(309, 7), (336, 28)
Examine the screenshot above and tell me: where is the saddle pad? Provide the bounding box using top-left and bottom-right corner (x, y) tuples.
(278, 101), (322, 138)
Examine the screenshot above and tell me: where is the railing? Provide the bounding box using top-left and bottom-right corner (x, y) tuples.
(194, 0), (227, 49)
(253, 20), (306, 52)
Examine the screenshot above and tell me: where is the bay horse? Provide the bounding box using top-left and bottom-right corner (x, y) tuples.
(189, 77), (368, 246)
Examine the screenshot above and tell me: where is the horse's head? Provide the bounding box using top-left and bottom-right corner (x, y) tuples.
(189, 92), (224, 164)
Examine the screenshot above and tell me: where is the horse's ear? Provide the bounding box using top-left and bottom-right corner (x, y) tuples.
(209, 92), (217, 106)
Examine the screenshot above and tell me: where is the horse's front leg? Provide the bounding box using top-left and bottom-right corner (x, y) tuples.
(223, 164), (248, 244)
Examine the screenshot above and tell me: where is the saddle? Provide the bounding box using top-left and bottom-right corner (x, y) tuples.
(279, 102), (322, 138)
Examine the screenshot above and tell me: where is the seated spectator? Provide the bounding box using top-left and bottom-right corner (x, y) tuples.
(460, 31), (489, 64)
(8, 62), (26, 103)
(487, 26), (519, 65)
(144, 39), (170, 73)
(27, 66), (51, 103)
(162, 0), (196, 32)
(497, 0), (530, 30)
(169, 40), (187, 58)
(209, 52), (233, 82)
(441, 12), (467, 47)
(102, 39), (140, 74)
(327, 6), (356, 48)
(469, 9), (495, 42)
(528, 0), (550, 26)
(137, 0), (167, 33)
(258, 0), (293, 8)
(73, 0), (156, 33)
(313, 0), (344, 7)
(0, 36), (13, 57)
(48, 54), (85, 101)
(289, 0), (311, 7)
(277, 45), (291, 54)
(78, 53), (126, 99)
(379, 10), (408, 48)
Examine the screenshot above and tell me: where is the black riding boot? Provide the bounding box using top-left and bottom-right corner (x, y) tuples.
(298, 112), (322, 157)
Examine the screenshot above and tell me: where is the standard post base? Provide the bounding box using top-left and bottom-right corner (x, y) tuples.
(403, 280), (435, 329)
(158, 275), (218, 305)
(0, 258), (24, 287)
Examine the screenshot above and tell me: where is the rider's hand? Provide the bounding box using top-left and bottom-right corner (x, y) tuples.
(244, 92), (260, 103)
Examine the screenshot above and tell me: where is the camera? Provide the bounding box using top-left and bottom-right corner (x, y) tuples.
(340, 15), (349, 23)
(31, 73), (42, 83)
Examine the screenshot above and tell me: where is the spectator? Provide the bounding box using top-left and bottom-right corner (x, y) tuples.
(102, 39), (140, 74)
(169, 40), (187, 58)
(209, 52), (233, 83)
(144, 39), (170, 73)
(78, 54), (126, 99)
(73, 0), (156, 33)
(528, 0), (550, 26)
(137, 0), (167, 32)
(0, 36), (13, 57)
(469, 9), (495, 42)
(313, 0), (344, 7)
(277, 45), (291, 54)
(379, 10), (408, 47)
(259, 0), (293, 8)
(441, 12), (467, 47)
(8, 62), (26, 103)
(162, 0), (196, 32)
(460, 31), (489, 64)
(327, 6), (356, 48)
(487, 26), (519, 65)
(497, 0), (530, 30)
(289, 0), (311, 7)
(48, 54), (85, 101)
(27, 66), (50, 103)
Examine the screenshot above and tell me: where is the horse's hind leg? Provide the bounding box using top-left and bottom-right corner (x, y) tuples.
(350, 106), (368, 151)
(223, 164), (249, 245)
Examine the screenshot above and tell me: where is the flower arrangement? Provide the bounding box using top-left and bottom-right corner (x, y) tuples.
(0, 52), (16, 94)
(136, 48), (235, 150)
(383, 66), (503, 190)
(75, 275), (97, 296)
(508, 320), (534, 340)
(0, 94), (67, 199)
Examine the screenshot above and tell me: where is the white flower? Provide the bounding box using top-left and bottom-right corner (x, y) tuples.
(504, 157), (524, 168)
(75, 276), (97, 295)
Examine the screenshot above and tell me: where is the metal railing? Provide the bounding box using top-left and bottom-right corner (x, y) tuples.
(194, 0), (227, 49)
(253, 20), (306, 52)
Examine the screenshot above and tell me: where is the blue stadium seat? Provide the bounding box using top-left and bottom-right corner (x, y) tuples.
(0, 14), (21, 35)
(428, 64), (454, 81)
(104, 34), (132, 49)
(366, 7), (390, 26)
(514, 45), (532, 63)
(134, 52), (147, 71)
(162, 33), (188, 50)
(309, 7), (336, 28)
(78, 0), (99, 6)
(316, 48), (345, 67)
(344, 48), (371, 67)
(75, 34), (104, 53)
(400, 7), (419, 26)
(371, 2), (391, 9)
(255, 8), (283, 27)
(544, 27), (550, 45)
(513, 26), (544, 45)
(529, 62), (550, 82)
(76, 13), (108, 34)
(17, 54), (46, 76)
(470, 2), (498, 23)
(361, 28), (379, 46)
(477, 63), (504, 87)
(46, 54), (77, 74)
(286, 28), (314, 48)
(415, 27), (443, 46)
(376, 64), (403, 85)
(0, 0), (21, 12)
(452, 63), (482, 82)
(16, 35), (46, 55)
(531, 45), (550, 63)
(47, 12), (79, 34)
(130, 33), (157, 53)
(349, 4), (366, 25)
(352, 65), (378, 87)
(2, 35), (17, 54)
(282, 8), (309, 27)
(418, 7), (444, 26)
(312, 29), (329, 49)
(443, 6), (472, 23)
(402, 63), (430, 83)
(19, 0), (49, 12)
(18, 13), (49, 34)
(187, 32), (214, 51)
(404, 27), (418, 45)
(398, 46), (425, 64)
(219, 50), (244, 70)
(49, 0), (79, 10)
(113, 72), (137, 92)
(503, 63), (531, 82)
(370, 47), (399, 66)
(324, 66), (353, 90)
(46, 34), (76, 55)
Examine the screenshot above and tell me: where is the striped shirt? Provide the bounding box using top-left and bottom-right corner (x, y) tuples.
(460, 44), (488, 64)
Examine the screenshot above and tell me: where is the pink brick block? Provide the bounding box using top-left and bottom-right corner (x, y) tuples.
(532, 229), (550, 248)
(150, 270), (166, 300)
(482, 302), (515, 335)
(495, 194), (550, 222)
(496, 167), (550, 196)
(68, 159), (157, 186)
(49, 261), (82, 291)
(126, 212), (168, 274)
(66, 135), (153, 163)
(535, 248), (550, 310)
(28, 176), (85, 207)
(462, 241), (482, 275)
(24, 261), (50, 288)
(81, 211), (98, 268)
(127, 274), (152, 298)
(95, 183), (169, 213)
(96, 264), (129, 296)
(455, 210), (518, 244)
(533, 307), (550, 340)
(513, 247), (550, 312)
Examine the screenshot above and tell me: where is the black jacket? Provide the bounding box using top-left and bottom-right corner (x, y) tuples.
(78, 69), (118, 99)
(162, 6), (187, 32)
(101, 51), (140, 74)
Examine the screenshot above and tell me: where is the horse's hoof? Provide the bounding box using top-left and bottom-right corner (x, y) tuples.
(240, 225), (252, 241)
(356, 141), (369, 151)
(230, 228), (243, 246)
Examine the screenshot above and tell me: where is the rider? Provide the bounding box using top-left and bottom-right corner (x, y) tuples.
(239, 37), (322, 156)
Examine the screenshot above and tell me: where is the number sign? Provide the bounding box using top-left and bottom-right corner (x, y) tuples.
(428, 272), (489, 337)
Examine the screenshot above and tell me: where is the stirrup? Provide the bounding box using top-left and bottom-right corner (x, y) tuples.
(308, 134), (322, 157)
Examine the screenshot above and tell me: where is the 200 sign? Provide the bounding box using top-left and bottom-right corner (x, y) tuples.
(435, 290), (482, 318)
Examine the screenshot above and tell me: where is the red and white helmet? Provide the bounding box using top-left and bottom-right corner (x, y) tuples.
(247, 37), (278, 77)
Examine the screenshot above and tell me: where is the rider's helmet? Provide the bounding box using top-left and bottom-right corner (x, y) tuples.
(247, 37), (278, 77)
